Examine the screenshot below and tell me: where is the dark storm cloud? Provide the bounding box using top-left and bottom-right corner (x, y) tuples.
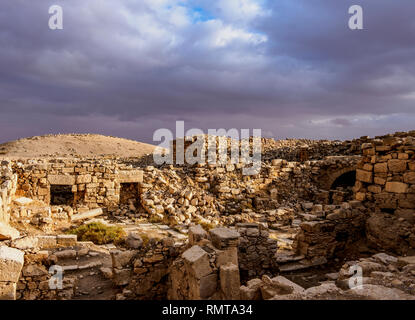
(0, 0), (414, 144)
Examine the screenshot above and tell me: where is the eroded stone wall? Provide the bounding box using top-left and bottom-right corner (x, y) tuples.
(10, 159), (142, 212)
(354, 134), (415, 254)
(0, 160), (18, 224)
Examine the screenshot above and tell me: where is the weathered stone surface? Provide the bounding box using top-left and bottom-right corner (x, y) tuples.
(199, 273), (217, 299)
(210, 228), (240, 249)
(13, 197), (33, 206)
(113, 269), (131, 286)
(0, 282), (17, 300)
(71, 208), (103, 222)
(188, 225), (208, 245)
(48, 175), (75, 185)
(0, 246), (24, 282)
(126, 232), (143, 249)
(346, 284), (415, 300)
(397, 256), (415, 267)
(385, 182), (408, 194)
(22, 264), (48, 277)
(388, 160), (407, 173)
(56, 234), (77, 246)
(0, 222), (20, 240)
(11, 236), (39, 250)
(356, 169), (372, 183)
(220, 263), (240, 300)
(374, 163), (388, 173)
(216, 246), (238, 268)
(182, 245), (212, 279)
(36, 235), (57, 249)
(111, 250), (136, 268)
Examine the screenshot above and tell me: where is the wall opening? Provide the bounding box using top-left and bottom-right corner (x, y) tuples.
(120, 183), (139, 205)
(329, 170), (356, 204)
(331, 170), (356, 190)
(50, 185), (74, 206)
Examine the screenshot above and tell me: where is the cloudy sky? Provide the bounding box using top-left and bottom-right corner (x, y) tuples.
(1, 0), (414, 144)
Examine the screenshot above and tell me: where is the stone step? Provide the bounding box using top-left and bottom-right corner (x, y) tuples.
(279, 261), (312, 272)
(61, 261), (103, 272)
(274, 251), (305, 264)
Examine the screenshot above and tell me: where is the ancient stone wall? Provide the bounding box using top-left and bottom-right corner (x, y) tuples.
(168, 226), (241, 300)
(9, 159), (143, 212)
(0, 160), (18, 224)
(354, 134), (415, 254)
(294, 200), (368, 262)
(111, 233), (186, 300)
(236, 223), (278, 280)
(139, 156), (360, 228)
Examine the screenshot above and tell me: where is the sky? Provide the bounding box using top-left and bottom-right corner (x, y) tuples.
(0, 0), (414, 144)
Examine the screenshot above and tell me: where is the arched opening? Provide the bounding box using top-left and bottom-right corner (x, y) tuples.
(329, 170), (356, 204)
(331, 170), (356, 189)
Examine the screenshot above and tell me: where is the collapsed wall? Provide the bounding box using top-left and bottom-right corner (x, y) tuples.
(354, 134), (415, 254)
(295, 201), (368, 263)
(140, 156), (360, 229)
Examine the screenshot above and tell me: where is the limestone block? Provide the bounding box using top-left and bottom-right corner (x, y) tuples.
(56, 234), (77, 246)
(182, 245), (212, 279)
(209, 228), (240, 249)
(22, 264), (48, 277)
(374, 163), (388, 173)
(48, 175), (76, 185)
(403, 172), (415, 184)
(188, 225), (208, 245)
(36, 235), (57, 249)
(113, 268), (131, 286)
(126, 232), (143, 249)
(220, 263), (240, 300)
(110, 250), (136, 269)
(368, 185), (382, 194)
(216, 246), (238, 268)
(13, 197), (33, 206)
(0, 282), (17, 300)
(0, 246), (24, 282)
(11, 236), (39, 250)
(385, 182), (408, 194)
(70, 208), (103, 222)
(76, 174), (92, 184)
(0, 222), (20, 241)
(356, 169), (372, 183)
(388, 160), (407, 173)
(200, 273), (218, 299)
(117, 170), (143, 183)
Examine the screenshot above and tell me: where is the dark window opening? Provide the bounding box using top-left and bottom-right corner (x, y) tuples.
(120, 183), (139, 205)
(331, 171), (356, 190)
(329, 170), (356, 204)
(381, 208), (395, 214)
(50, 185), (74, 206)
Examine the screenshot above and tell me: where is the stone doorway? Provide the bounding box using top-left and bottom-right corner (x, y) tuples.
(120, 183), (139, 205)
(50, 185), (74, 206)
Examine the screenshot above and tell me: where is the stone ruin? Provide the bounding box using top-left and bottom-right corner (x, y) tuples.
(0, 130), (415, 300)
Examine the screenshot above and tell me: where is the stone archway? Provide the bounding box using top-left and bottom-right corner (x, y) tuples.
(327, 168), (356, 191)
(318, 166), (357, 191)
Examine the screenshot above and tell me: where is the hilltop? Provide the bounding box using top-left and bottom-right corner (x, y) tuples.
(0, 134), (157, 158)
